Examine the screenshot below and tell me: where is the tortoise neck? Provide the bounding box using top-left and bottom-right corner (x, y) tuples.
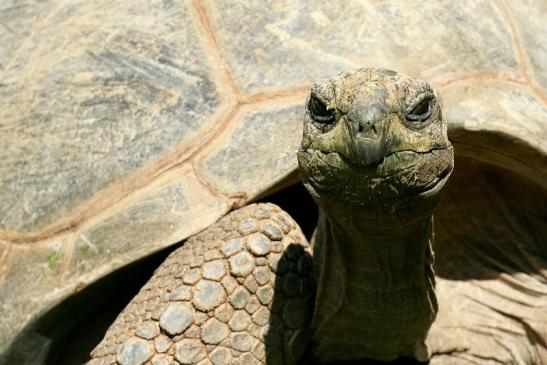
(309, 204), (437, 362)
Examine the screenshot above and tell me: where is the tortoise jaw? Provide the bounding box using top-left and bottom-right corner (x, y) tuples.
(298, 144), (454, 207)
(418, 159), (454, 197)
(303, 146), (452, 178)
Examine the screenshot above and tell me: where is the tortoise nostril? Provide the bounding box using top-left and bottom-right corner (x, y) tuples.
(357, 122), (377, 134)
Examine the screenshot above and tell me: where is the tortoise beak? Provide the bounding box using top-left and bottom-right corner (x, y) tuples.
(309, 107), (391, 167)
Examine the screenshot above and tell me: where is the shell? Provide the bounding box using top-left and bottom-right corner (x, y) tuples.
(0, 0), (545, 358)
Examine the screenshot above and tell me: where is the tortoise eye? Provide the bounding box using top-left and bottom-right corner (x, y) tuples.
(406, 97), (432, 122)
(308, 95), (335, 123)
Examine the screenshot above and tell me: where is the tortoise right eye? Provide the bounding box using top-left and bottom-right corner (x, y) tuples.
(308, 95), (335, 124)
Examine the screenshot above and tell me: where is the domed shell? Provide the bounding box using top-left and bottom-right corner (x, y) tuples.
(0, 0), (545, 355)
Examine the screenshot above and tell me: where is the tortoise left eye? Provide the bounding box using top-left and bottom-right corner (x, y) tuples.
(406, 98), (432, 122)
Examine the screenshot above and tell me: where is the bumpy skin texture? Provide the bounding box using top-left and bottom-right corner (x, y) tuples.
(298, 68), (453, 362)
(90, 203), (313, 365)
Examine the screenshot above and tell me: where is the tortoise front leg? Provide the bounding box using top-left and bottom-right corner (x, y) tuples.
(89, 203), (314, 365)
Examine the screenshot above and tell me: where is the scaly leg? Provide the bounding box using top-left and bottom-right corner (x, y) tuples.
(89, 203), (314, 365)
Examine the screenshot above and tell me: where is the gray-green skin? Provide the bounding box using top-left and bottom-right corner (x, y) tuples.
(90, 68), (454, 364)
(298, 68), (453, 362)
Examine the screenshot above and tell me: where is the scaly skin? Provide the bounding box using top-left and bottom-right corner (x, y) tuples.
(298, 68), (453, 362)
(89, 203), (314, 365)
(91, 68), (453, 364)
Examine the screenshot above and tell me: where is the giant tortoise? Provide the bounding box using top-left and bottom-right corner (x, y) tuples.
(0, 0), (545, 364)
(90, 67), (457, 364)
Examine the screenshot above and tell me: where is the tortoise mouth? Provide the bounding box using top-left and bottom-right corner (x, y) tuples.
(303, 146), (452, 177)
(298, 145), (454, 201)
(346, 148), (446, 172)
(418, 160), (454, 196)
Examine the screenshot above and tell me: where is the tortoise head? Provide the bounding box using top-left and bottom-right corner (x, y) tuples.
(298, 68), (454, 217)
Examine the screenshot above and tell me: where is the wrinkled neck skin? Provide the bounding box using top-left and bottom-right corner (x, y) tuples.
(309, 197), (437, 363)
